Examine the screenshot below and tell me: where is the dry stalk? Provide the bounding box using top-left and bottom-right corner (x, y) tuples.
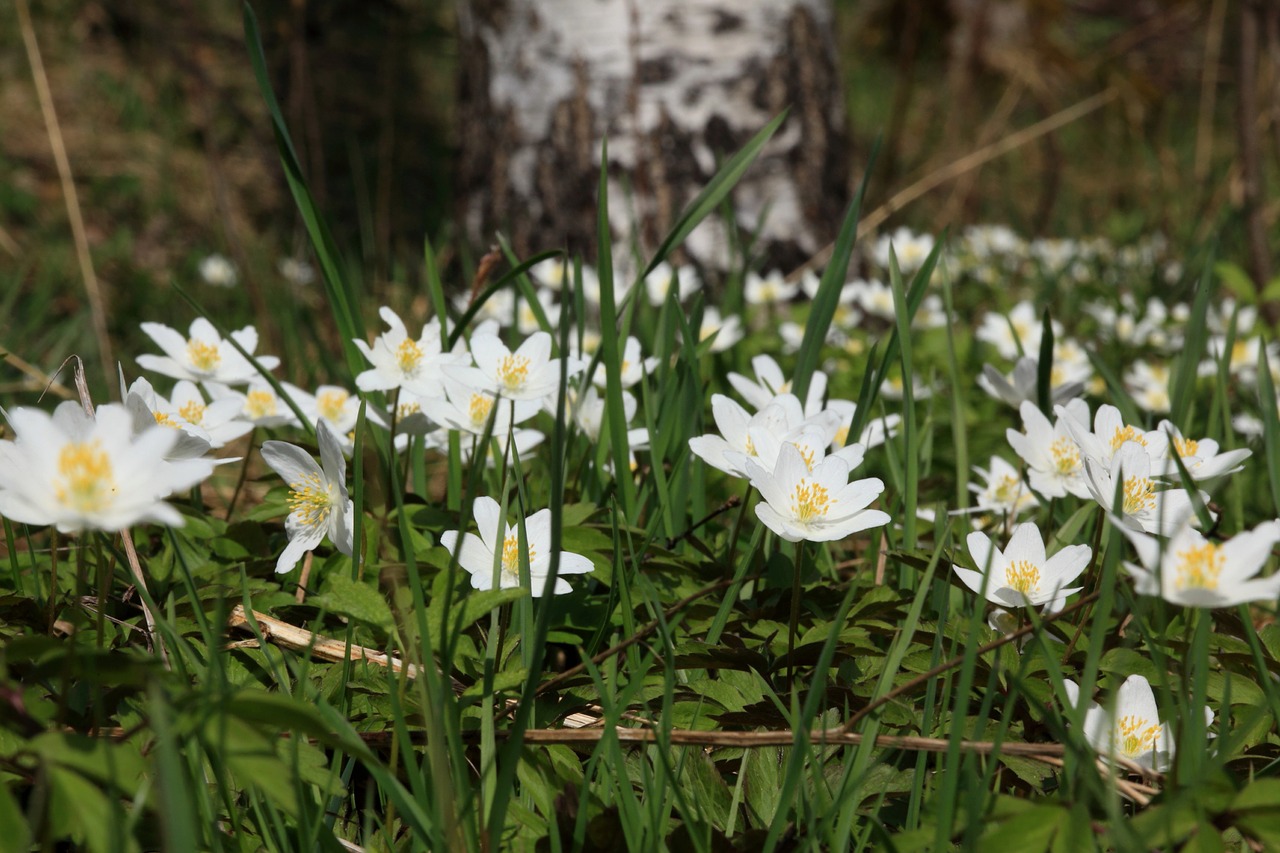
(15, 0), (115, 394)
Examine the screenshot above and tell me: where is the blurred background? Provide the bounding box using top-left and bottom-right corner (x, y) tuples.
(1, 0), (1276, 401)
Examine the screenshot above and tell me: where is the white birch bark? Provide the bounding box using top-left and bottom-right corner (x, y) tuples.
(457, 0), (848, 271)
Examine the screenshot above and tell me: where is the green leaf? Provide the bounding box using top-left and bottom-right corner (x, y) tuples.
(1215, 261), (1256, 305)
(979, 803), (1067, 851)
(426, 574), (527, 641)
(0, 783), (30, 853)
(311, 572), (395, 633)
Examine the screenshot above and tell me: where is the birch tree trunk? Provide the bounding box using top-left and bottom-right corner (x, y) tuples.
(457, 0), (849, 271)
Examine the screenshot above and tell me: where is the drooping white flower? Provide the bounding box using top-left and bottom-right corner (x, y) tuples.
(744, 442), (889, 543)
(1062, 674), (1212, 773)
(1120, 520), (1280, 607)
(137, 318), (279, 385)
(1006, 399), (1092, 499)
(978, 357), (1084, 409)
(0, 401), (200, 532)
(354, 307), (466, 399)
(697, 307), (743, 353)
(440, 496), (593, 596)
(954, 523), (1091, 610)
(259, 421), (354, 574)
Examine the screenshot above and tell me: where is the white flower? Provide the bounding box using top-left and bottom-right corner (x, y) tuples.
(744, 443), (889, 543)
(1006, 399), (1092, 499)
(978, 357), (1084, 409)
(206, 379), (306, 428)
(1062, 674), (1212, 772)
(697, 307), (743, 353)
(1083, 443), (1201, 535)
(354, 306), (466, 399)
(1120, 520), (1280, 607)
(516, 289), (561, 335)
(644, 262), (698, 306)
(127, 378), (252, 450)
(727, 354), (827, 416)
(455, 331), (582, 403)
(870, 227), (935, 275)
(590, 336), (658, 390)
(879, 374), (935, 401)
(199, 253), (238, 288)
(1154, 421), (1250, 481)
(570, 386), (636, 444)
(955, 523), (1090, 609)
(970, 456), (1038, 519)
(976, 301), (1057, 361)
(302, 385), (361, 440)
(689, 394), (810, 479)
(434, 376), (540, 437)
(278, 257), (315, 286)
(848, 278), (896, 320)
(1059, 403), (1168, 470)
(440, 496), (593, 596)
(0, 401), (199, 532)
(744, 270), (799, 306)
(1125, 361), (1171, 415)
(259, 421), (354, 574)
(825, 399), (899, 451)
(138, 318), (279, 385)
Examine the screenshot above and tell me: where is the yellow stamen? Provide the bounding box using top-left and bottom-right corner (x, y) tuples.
(501, 533), (535, 579)
(833, 426), (850, 448)
(287, 472), (333, 528)
(317, 390), (349, 422)
(468, 393), (494, 427)
(1174, 541), (1224, 591)
(1004, 559), (1041, 596)
(993, 475), (1022, 505)
(55, 440), (116, 513)
(1111, 425), (1147, 450)
(178, 400), (205, 424)
(245, 390), (277, 420)
(153, 412), (179, 429)
(1122, 476), (1155, 515)
(1050, 437), (1080, 475)
(1116, 715), (1162, 759)
(398, 402), (422, 418)
(396, 338), (424, 374)
(1172, 436), (1199, 458)
(186, 338), (221, 373)
(497, 354), (531, 392)
(790, 481), (831, 523)
(792, 443), (817, 472)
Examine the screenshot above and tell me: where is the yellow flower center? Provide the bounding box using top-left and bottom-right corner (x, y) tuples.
(1116, 714), (1162, 759)
(153, 411), (179, 429)
(1122, 476), (1155, 515)
(178, 400), (205, 424)
(833, 426), (850, 448)
(497, 354), (531, 392)
(1050, 366), (1066, 387)
(396, 338), (424, 374)
(743, 435), (756, 457)
(468, 393), (494, 427)
(790, 481), (831, 524)
(993, 475), (1021, 505)
(55, 440), (116, 513)
(186, 338), (221, 373)
(1050, 437), (1080, 475)
(398, 402), (422, 419)
(1172, 436), (1199, 458)
(317, 390), (349, 422)
(287, 472), (333, 528)
(1111, 425), (1147, 451)
(245, 390), (277, 420)
(1231, 340), (1250, 369)
(1174, 541), (1224, 590)
(1004, 559), (1042, 596)
(501, 532), (535, 579)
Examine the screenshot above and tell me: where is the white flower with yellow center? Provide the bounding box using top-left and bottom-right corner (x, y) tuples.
(689, 394), (809, 479)
(1120, 520), (1280, 608)
(260, 421), (353, 574)
(1059, 402), (1168, 469)
(644, 262), (698, 306)
(206, 379), (306, 428)
(954, 523), (1090, 610)
(697, 307), (743, 354)
(457, 331), (582, 403)
(970, 456), (1039, 520)
(137, 318), (278, 385)
(1007, 400), (1092, 500)
(589, 336), (658, 390)
(1083, 443), (1201, 535)
(870, 227), (935, 275)
(440, 496), (593, 596)
(743, 443), (889, 543)
(0, 401), (201, 532)
(355, 306), (466, 399)
(727, 354), (827, 417)
(1152, 420), (1251, 481)
(140, 379), (252, 450)
(976, 301), (1057, 361)
(744, 270), (799, 306)
(1062, 675), (1211, 772)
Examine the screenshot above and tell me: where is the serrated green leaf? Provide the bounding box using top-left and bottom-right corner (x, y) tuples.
(310, 572), (394, 632)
